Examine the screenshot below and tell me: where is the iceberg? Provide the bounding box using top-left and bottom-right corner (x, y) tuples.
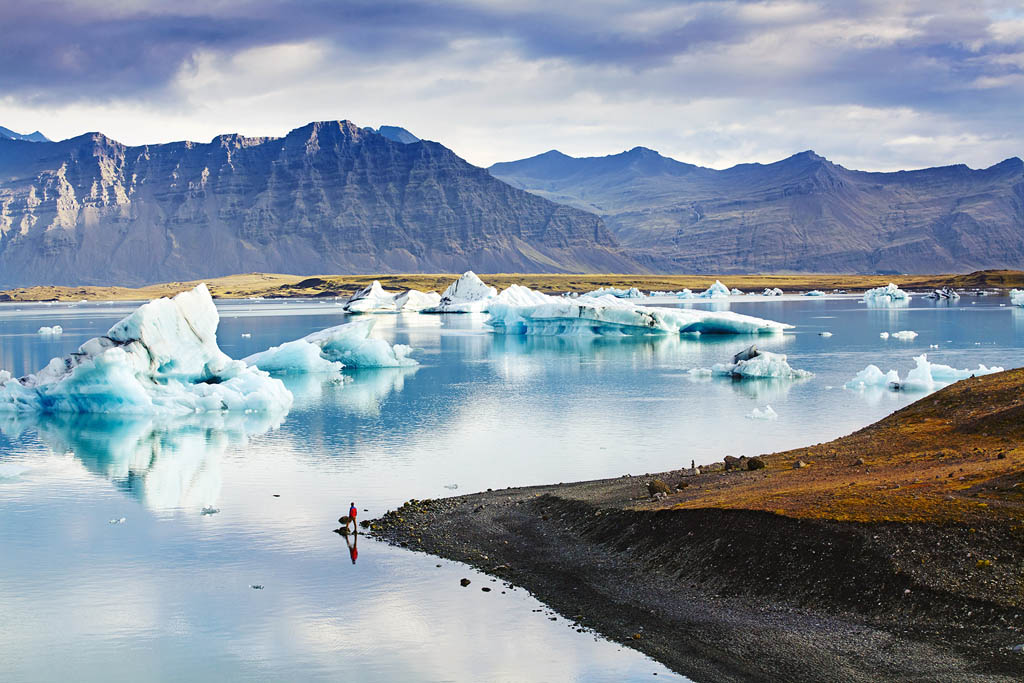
(863, 283), (911, 306)
(38, 325), (63, 336)
(925, 287), (960, 300)
(746, 405), (778, 421)
(890, 330), (918, 341)
(699, 280), (732, 299)
(845, 364), (900, 390)
(583, 286), (643, 299)
(343, 281), (442, 313)
(730, 288), (745, 296)
(762, 288), (784, 296)
(245, 318), (416, 372)
(1011, 289), (1024, 307)
(422, 271), (498, 313)
(0, 285), (292, 415)
(846, 354), (1003, 393)
(712, 350), (812, 379)
(393, 289), (441, 311)
(879, 332), (890, 340)
(803, 290), (825, 297)
(487, 295), (792, 337)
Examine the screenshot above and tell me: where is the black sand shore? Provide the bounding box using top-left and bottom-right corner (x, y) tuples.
(369, 479), (1022, 681)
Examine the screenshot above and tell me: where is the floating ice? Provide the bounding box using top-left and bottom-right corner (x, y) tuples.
(245, 318), (416, 372)
(846, 354), (1003, 393)
(804, 290), (825, 297)
(393, 289), (441, 311)
(1011, 289), (1024, 307)
(746, 405), (778, 420)
(344, 281), (441, 313)
(925, 287), (960, 300)
(891, 330), (918, 341)
(488, 295), (792, 337)
(423, 271), (498, 313)
(37, 325), (63, 336)
(712, 350), (812, 379)
(762, 288), (784, 296)
(863, 283), (911, 306)
(845, 364), (900, 390)
(699, 280), (732, 299)
(0, 285), (293, 415)
(818, 332), (833, 337)
(730, 288), (745, 296)
(648, 289), (694, 298)
(108, 517), (126, 524)
(201, 506), (220, 515)
(583, 286), (643, 299)
(879, 332), (890, 339)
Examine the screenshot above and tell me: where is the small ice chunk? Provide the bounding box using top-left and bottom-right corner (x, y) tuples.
(201, 506), (220, 515)
(804, 290), (825, 297)
(108, 517), (126, 524)
(746, 405), (778, 420)
(818, 332), (833, 337)
(37, 326), (63, 336)
(240, 333), (251, 338)
(879, 332), (890, 339)
(582, 286), (643, 299)
(730, 288), (745, 296)
(925, 287), (960, 300)
(891, 330), (918, 341)
(687, 368), (713, 378)
(698, 280), (731, 299)
(762, 288), (783, 296)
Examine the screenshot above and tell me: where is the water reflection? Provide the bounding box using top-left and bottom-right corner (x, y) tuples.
(0, 412), (281, 512)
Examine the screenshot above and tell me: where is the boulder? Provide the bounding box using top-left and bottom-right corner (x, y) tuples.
(746, 457), (765, 470)
(793, 459), (809, 469)
(724, 455), (742, 471)
(648, 479), (672, 497)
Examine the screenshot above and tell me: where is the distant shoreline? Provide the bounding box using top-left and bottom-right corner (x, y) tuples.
(370, 368), (1024, 680)
(2, 269), (1022, 302)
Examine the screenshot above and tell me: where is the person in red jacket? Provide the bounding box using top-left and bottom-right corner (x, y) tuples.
(348, 502), (358, 533)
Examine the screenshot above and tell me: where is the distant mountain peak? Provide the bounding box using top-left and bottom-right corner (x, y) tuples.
(0, 126), (50, 142)
(374, 125), (420, 144)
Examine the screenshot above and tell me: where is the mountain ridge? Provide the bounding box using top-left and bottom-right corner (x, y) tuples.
(489, 148), (1024, 273)
(0, 121), (636, 287)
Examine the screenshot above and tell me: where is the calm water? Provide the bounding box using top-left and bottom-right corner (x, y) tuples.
(1, 295), (1022, 682)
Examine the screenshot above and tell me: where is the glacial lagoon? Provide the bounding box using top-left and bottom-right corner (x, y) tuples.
(1, 295), (1022, 681)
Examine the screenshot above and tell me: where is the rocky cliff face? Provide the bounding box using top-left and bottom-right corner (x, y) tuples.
(491, 149), (1024, 274)
(0, 121), (635, 286)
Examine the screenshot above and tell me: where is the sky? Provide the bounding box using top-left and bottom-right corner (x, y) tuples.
(1, 0), (1022, 171)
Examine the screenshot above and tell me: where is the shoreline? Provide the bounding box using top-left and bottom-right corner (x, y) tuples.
(1, 269), (1022, 302)
(370, 370), (1024, 680)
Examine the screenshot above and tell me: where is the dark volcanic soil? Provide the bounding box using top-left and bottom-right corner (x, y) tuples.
(370, 370), (1024, 681)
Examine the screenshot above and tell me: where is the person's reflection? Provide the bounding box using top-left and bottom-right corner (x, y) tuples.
(345, 531), (358, 565)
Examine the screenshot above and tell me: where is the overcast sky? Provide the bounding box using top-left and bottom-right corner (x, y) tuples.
(1, 0), (1022, 170)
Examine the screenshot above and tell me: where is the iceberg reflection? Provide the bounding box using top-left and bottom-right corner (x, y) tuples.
(0, 412), (282, 512)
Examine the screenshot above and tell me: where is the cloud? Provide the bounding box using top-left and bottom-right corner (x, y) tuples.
(0, 0), (1021, 170)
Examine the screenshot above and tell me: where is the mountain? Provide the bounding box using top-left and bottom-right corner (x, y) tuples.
(0, 126), (49, 142)
(374, 126), (420, 144)
(0, 121), (636, 287)
(490, 148), (1024, 273)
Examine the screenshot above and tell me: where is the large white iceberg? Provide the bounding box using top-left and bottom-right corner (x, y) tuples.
(422, 271), (498, 313)
(244, 318), (416, 372)
(845, 354), (1003, 393)
(1011, 289), (1024, 307)
(488, 296), (792, 336)
(343, 281), (441, 313)
(0, 285), (292, 415)
(863, 283), (911, 306)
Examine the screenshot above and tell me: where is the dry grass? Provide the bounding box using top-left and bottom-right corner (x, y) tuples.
(658, 368), (1024, 525)
(2, 269), (1022, 302)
